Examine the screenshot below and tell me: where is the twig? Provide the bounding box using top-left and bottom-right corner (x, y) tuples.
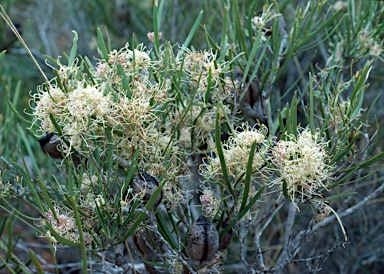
(253, 196), (285, 270)
(257, 196), (285, 235)
(126, 240), (137, 274)
(315, 181), (384, 230)
(276, 203), (296, 267)
(253, 233), (265, 271)
(239, 221), (251, 270)
(114, 242), (133, 273)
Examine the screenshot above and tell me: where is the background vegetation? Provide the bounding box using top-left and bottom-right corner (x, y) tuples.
(0, 0), (383, 273)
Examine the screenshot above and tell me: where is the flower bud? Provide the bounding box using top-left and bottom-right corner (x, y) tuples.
(187, 215), (219, 270)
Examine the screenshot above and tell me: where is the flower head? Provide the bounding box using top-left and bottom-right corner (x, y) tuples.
(179, 48), (228, 98)
(200, 123), (269, 183)
(41, 206), (79, 244)
(269, 127), (333, 205)
(200, 187), (220, 218)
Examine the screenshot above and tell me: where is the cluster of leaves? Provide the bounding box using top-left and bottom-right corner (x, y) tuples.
(1, 0), (384, 273)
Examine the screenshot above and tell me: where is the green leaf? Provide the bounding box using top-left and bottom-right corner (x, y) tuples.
(0, 50), (6, 61)
(16, 126), (39, 176)
(81, 55), (96, 85)
(121, 149), (139, 196)
(282, 180), (289, 198)
(53, 69), (69, 94)
(68, 30), (78, 67)
(351, 89), (364, 119)
(288, 92), (298, 137)
(157, 0), (165, 29)
(182, 10), (203, 49)
(6, 215), (13, 260)
(351, 59), (373, 103)
(232, 0), (247, 57)
(11, 160), (43, 210)
(203, 24), (220, 50)
(6, 89), (32, 127)
(44, 223), (81, 247)
(70, 196), (88, 273)
(117, 64), (131, 98)
(215, 113), (232, 193)
(309, 73), (315, 133)
(152, 0), (165, 54)
(277, 109), (287, 136)
(341, 151), (384, 173)
(36, 178), (57, 219)
(0, 216), (6, 236)
(28, 250), (44, 274)
(219, 185), (265, 238)
(93, 202), (111, 238)
(219, 6), (229, 61)
(239, 184), (265, 220)
(241, 29), (263, 91)
(155, 212), (178, 249)
(204, 68), (213, 103)
(297, 8), (344, 49)
(0, 254), (16, 274)
(97, 28), (109, 61)
(118, 179), (164, 242)
(239, 142), (257, 212)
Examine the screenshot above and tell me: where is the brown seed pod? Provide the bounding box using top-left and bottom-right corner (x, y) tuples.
(237, 75), (268, 125)
(187, 215), (219, 270)
(131, 172), (162, 206)
(218, 221), (232, 251)
(38, 134), (63, 159)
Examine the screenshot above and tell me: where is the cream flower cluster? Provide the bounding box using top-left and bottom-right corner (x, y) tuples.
(200, 187), (220, 218)
(179, 48), (232, 102)
(42, 206), (79, 244)
(31, 44), (175, 176)
(33, 83), (114, 154)
(41, 173), (115, 246)
(174, 49), (235, 153)
(358, 30), (383, 57)
(200, 125), (333, 210)
(200, 124), (269, 182)
(270, 127), (332, 204)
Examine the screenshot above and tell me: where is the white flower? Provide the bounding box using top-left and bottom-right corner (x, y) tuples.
(200, 123), (269, 182)
(270, 127), (332, 205)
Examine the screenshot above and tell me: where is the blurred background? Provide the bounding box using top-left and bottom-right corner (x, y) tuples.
(0, 0), (383, 273)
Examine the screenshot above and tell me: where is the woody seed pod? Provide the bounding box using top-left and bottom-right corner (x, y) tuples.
(237, 75), (267, 125)
(38, 133), (82, 167)
(187, 215), (219, 270)
(131, 172), (162, 206)
(218, 221), (232, 250)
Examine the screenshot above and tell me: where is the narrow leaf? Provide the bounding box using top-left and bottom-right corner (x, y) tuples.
(68, 31), (78, 67)
(219, 185), (265, 238)
(97, 28), (109, 61)
(341, 151), (384, 173)
(215, 113), (232, 192)
(0, 50), (6, 61)
(28, 250), (44, 274)
(240, 142), (257, 212)
(182, 11), (203, 49)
